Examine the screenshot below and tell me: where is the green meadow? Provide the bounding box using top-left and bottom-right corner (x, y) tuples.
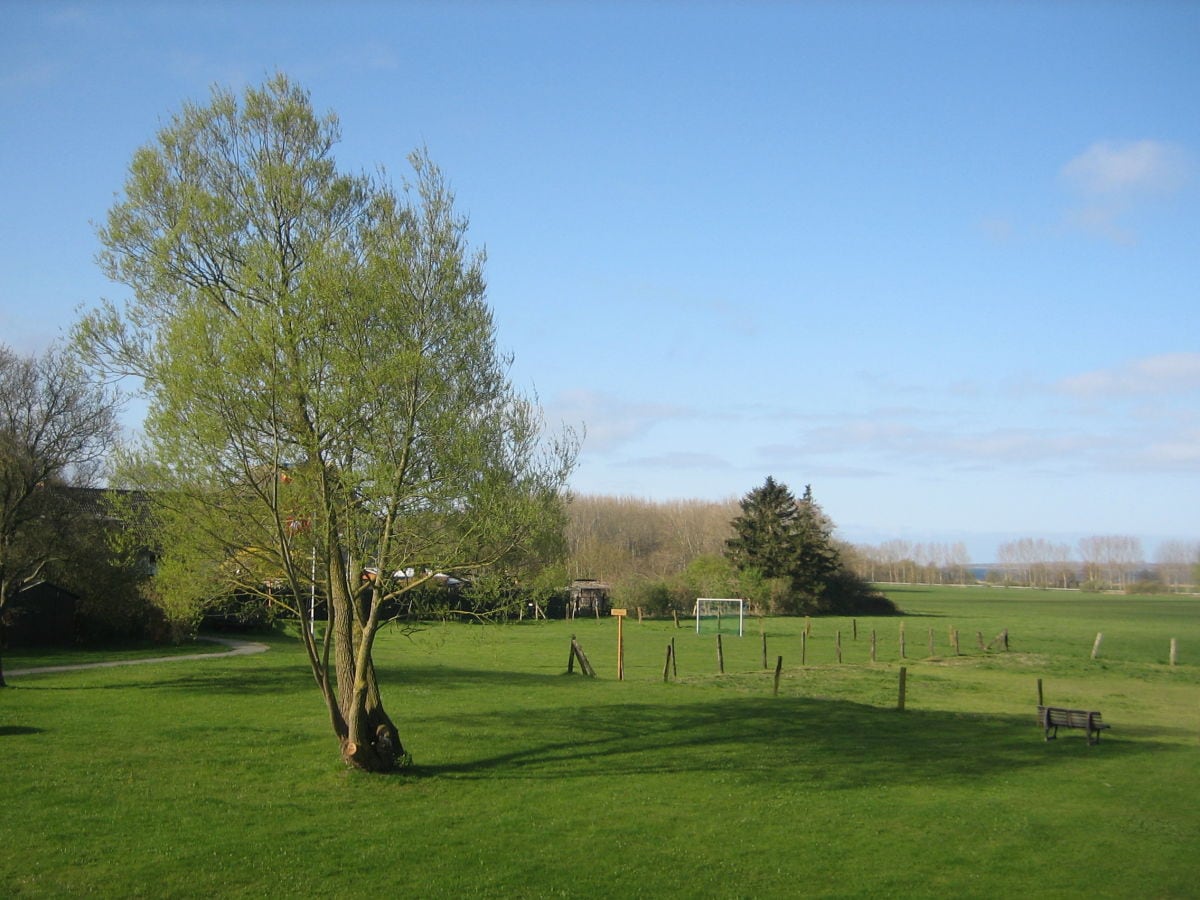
(3, 586), (1198, 898)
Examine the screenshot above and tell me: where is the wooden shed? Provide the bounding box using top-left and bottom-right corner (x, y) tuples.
(567, 579), (611, 619)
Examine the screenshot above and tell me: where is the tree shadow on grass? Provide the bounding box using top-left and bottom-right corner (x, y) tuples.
(408, 691), (1161, 789)
(11, 665), (311, 695)
(0, 725), (44, 736)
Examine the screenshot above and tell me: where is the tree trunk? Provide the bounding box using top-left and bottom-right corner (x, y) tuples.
(342, 668), (405, 772)
(325, 558), (407, 772)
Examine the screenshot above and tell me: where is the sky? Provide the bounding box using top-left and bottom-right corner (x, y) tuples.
(2, 1), (1198, 562)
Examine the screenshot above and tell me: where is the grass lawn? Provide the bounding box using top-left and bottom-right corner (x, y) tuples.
(2, 585), (1198, 897)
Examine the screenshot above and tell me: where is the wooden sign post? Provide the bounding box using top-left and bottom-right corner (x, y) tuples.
(612, 608), (628, 681)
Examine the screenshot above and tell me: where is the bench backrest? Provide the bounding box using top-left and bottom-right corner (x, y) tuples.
(1039, 706), (1103, 728)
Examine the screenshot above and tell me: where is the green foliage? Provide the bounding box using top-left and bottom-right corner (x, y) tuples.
(60, 495), (168, 643)
(611, 576), (674, 616)
(678, 553), (741, 600)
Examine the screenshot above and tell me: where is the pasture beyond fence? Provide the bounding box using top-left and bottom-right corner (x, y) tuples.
(559, 586), (1196, 740)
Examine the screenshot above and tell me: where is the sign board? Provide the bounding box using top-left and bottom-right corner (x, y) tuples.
(611, 608), (628, 617)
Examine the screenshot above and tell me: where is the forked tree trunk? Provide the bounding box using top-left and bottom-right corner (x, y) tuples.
(325, 560), (406, 772)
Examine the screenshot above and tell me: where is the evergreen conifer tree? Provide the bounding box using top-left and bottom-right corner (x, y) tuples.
(724, 476), (798, 579)
(791, 484), (842, 608)
(726, 477), (895, 616)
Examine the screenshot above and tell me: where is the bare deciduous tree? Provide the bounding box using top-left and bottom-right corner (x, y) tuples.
(0, 343), (119, 686)
(1078, 535), (1143, 590)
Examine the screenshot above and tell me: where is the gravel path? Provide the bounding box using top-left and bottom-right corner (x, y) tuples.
(5, 636), (270, 677)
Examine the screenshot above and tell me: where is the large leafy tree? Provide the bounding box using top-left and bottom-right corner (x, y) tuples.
(0, 344), (119, 686)
(75, 75), (577, 771)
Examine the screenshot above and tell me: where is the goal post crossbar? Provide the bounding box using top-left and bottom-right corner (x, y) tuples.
(693, 597), (744, 636)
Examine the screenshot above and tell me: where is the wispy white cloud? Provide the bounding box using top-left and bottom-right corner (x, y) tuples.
(1058, 353), (1200, 397)
(546, 389), (687, 453)
(1136, 430), (1200, 469)
(1062, 140), (1190, 196)
(1060, 139), (1192, 243)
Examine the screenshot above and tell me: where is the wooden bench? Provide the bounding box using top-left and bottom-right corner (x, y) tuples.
(1038, 705), (1110, 744)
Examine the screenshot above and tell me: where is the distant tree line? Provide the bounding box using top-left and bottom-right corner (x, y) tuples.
(990, 535), (1198, 593)
(567, 495), (1199, 598)
(848, 541), (974, 585)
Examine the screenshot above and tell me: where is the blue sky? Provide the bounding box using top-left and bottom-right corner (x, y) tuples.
(2, 1), (1198, 561)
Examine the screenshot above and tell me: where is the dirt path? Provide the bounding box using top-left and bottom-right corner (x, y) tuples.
(5, 636), (270, 677)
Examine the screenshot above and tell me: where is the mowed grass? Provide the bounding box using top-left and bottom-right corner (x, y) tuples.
(3, 586), (1198, 898)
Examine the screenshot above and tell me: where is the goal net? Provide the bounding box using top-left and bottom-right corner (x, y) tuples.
(693, 598), (744, 636)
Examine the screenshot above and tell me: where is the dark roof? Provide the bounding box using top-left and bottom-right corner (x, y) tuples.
(48, 486), (153, 526)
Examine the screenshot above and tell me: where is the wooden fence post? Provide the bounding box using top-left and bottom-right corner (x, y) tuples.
(899, 622), (906, 659)
(836, 630), (843, 663)
(1091, 632), (1104, 660)
(615, 610), (625, 681)
(762, 632), (768, 670)
(1170, 638), (1178, 667)
(952, 629), (960, 656)
(717, 633), (725, 674)
(1037, 677), (1044, 706)
(870, 629), (877, 663)
(898, 666), (907, 711)
(853, 619), (858, 641)
(773, 655), (783, 696)
(671, 637), (678, 677)
(569, 637), (596, 677)
(801, 631), (807, 666)
(663, 644), (673, 682)
(928, 627), (935, 658)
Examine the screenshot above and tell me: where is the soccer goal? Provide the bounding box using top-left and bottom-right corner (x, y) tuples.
(693, 598), (744, 636)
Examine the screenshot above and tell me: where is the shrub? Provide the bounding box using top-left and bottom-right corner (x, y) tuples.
(1125, 580), (1168, 595)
